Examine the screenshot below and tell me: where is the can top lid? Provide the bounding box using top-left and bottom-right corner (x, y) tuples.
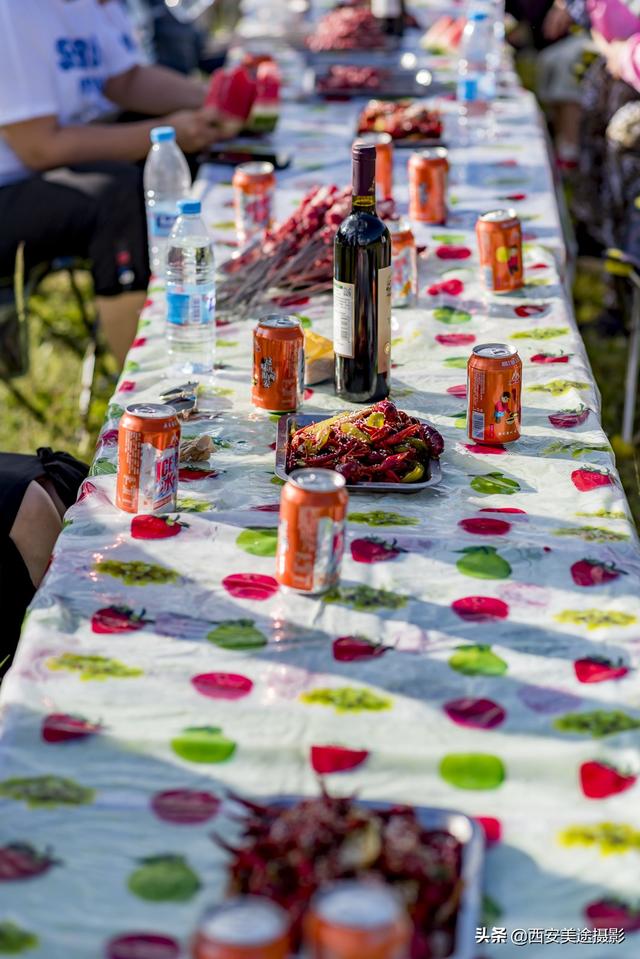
(236, 161), (275, 177)
(356, 131), (392, 146)
(473, 343), (517, 358)
(150, 126), (175, 143)
(479, 208), (518, 223)
(124, 403), (178, 419)
(199, 896), (288, 946)
(413, 147), (448, 161)
(258, 314), (301, 329)
(289, 468), (346, 492)
(313, 881), (404, 929)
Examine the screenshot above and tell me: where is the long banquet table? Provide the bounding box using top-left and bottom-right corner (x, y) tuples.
(2, 16), (640, 959)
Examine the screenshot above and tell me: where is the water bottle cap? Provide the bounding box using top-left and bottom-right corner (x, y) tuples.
(178, 199), (201, 215)
(151, 126), (176, 143)
(469, 10), (488, 20)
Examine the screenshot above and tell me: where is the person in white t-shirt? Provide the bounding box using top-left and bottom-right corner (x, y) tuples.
(0, 0), (237, 365)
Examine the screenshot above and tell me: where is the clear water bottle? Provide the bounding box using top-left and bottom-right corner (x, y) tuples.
(165, 199), (215, 377)
(456, 10), (496, 140)
(144, 126), (191, 276)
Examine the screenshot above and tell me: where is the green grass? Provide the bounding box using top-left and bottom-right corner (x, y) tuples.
(0, 269), (638, 528)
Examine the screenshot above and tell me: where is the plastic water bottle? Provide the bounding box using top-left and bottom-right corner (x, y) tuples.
(144, 126), (191, 276)
(456, 10), (496, 140)
(165, 199), (215, 377)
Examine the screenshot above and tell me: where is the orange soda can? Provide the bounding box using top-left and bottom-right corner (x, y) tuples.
(389, 220), (417, 307)
(408, 147), (448, 224)
(476, 209), (523, 293)
(192, 896), (290, 959)
(357, 132), (394, 200)
(304, 880), (411, 959)
(232, 161), (275, 243)
(276, 468), (348, 594)
(252, 314), (304, 413)
(467, 343), (522, 444)
(116, 403), (180, 513)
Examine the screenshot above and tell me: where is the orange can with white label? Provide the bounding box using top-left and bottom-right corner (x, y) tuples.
(476, 209), (523, 293)
(232, 161), (275, 243)
(408, 147), (448, 224)
(251, 314), (304, 413)
(276, 468), (348, 594)
(116, 404), (181, 513)
(467, 343), (522, 445)
(304, 881), (411, 959)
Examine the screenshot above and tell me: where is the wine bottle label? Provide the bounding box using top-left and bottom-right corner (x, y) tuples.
(371, 0), (402, 16)
(377, 264), (392, 374)
(333, 278), (355, 358)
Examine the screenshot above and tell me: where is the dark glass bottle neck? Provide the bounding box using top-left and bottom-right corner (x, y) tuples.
(352, 153), (376, 213)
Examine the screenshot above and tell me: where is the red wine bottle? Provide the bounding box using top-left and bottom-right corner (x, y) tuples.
(334, 142), (391, 403)
(371, 0), (405, 38)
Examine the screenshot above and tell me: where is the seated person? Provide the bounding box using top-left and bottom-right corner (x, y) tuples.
(0, 0), (237, 368)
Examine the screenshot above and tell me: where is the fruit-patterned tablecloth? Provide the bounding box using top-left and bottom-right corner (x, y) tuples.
(2, 42), (640, 959)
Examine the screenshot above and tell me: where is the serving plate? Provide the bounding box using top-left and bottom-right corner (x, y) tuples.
(275, 412), (443, 493)
(227, 795), (483, 959)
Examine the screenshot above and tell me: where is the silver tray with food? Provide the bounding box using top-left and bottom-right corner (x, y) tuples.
(274, 402), (444, 493)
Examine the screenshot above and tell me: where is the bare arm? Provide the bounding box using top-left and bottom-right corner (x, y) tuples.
(104, 64), (206, 115)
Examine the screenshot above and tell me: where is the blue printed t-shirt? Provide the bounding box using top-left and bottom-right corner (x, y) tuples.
(0, 0), (141, 185)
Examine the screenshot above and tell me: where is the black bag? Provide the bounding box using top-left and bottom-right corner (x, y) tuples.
(0, 243), (29, 379)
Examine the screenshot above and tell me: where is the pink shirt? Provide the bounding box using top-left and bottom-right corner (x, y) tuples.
(587, 0), (640, 92)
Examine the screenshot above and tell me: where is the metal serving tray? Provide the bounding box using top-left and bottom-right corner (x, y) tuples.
(275, 412), (443, 494)
(226, 795), (484, 959)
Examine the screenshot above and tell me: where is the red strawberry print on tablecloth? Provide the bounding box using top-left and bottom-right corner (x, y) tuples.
(191, 672), (253, 700)
(179, 467), (218, 482)
(310, 745), (369, 774)
(464, 443), (506, 455)
(252, 503), (280, 512)
(502, 192), (526, 201)
(548, 407), (591, 429)
(452, 596), (509, 622)
(151, 789), (220, 824)
(579, 761), (637, 800)
(131, 337), (147, 349)
(530, 352), (570, 364)
(514, 304), (547, 318)
(0, 843), (56, 881)
(77, 480), (97, 502)
(585, 900), (640, 933)
(571, 468), (613, 492)
(131, 515), (188, 540)
(350, 538), (405, 563)
(475, 816), (502, 845)
(574, 657), (629, 684)
(107, 933), (181, 959)
(570, 559), (626, 587)
(117, 381), (136, 393)
(303, 388), (314, 401)
(447, 384), (467, 398)
(444, 697), (506, 729)
(436, 333), (476, 346)
(459, 517), (511, 536)
(41, 714), (101, 743)
(480, 507), (526, 514)
(97, 428), (119, 447)
(333, 636), (388, 662)
(427, 278), (464, 296)
(436, 245), (472, 260)
(222, 573), (279, 601)
(91, 606), (148, 634)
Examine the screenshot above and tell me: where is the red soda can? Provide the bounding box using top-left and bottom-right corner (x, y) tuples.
(251, 314), (305, 413)
(116, 404), (181, 513)
(192, 896), (290, 959)
(357, 132), (394, 200)
(275, 468), (348, 594)
(304, 881), (411, 959)
(232, 161), (275, 243)
(467, 343), (522, 444)
(389, 220), (417, 307)
(476, 209), (523, 293)
(408, 148), (448, 224)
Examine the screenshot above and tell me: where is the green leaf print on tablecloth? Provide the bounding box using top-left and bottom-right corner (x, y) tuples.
(0, 776), (94, 808)
(348, 511), (419, 527)
(559, 823), (640, 855)
(434, 307), (472, 325)
(324, 585), (407, 611)
(449, 645), (508, 676)
(439, 753), (505, 789)
(47, 654), (142, 680)
(301, 687), (392, 713)
(470, 473), (520, 495)
(0, 922), (38, 954)
(529, 380), (590, 396)
(94, 560), (179, 586)
(512, 327), (568, 339)
(542, 441), (610, 459)
(236, 528), (279, 557)
(554, 526), (630, 543)
(171, 726), (236, 763)
(128, 854), (201, 902)
(555, 610), (636, 630)
(554, 711), (640, 738)
(207, 620), (267, 650)
(456, 547), (512, 580)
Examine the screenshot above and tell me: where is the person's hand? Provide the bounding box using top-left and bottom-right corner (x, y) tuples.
(543, 1), (572, 41)
(167, 106), (223, 153)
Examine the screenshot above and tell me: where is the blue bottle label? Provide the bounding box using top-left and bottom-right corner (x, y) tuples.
(166, 290), (215, 326)
(151, 211), (178, 238)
